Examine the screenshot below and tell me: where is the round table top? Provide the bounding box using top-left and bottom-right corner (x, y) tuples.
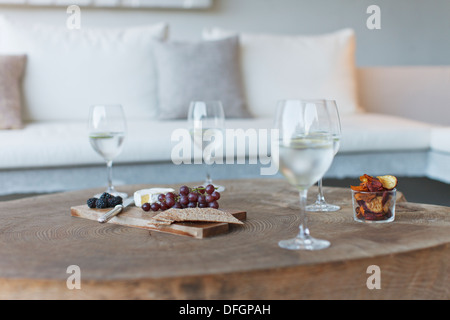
(0, 178), (448, 299)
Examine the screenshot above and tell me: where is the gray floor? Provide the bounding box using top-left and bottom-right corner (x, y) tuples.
(1, 176), (449, 207)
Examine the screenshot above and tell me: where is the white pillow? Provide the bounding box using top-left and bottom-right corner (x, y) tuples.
(203, 28), (359, 117)
(0, 16), (168, 121)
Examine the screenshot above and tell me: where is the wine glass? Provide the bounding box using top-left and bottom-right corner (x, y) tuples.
(88, 104), (127, 198)
(188, 101), (225, 192)
(273, 99), (335, 250)
(306, 100), (342, 212)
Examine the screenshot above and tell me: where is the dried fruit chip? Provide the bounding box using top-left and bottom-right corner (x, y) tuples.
(376, 175), (398, 190)
(365, 196), (384, 213)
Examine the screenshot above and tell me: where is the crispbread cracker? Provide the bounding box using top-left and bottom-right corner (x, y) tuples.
(149, 208), (243, 225)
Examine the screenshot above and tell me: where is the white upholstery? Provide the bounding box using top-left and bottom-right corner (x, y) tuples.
(0, 16), (168, 121)
(0, 113), (434, 170)
(203, 28), (359, 117)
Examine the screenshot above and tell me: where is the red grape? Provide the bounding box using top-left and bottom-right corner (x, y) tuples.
(208, 201), (219, 209)
(211, 191), (220, 200)
(188, 192), (198, 202)
(150, 203), (160, 212)
(179, 185), (189, 195)
(205, 184), (215, 194)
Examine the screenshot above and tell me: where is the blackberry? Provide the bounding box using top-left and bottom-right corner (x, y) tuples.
(87, 197), (97, 208)
(108, 196), (123, 207)
(99, 192), (112, 201)
(96, 198), (108, 209)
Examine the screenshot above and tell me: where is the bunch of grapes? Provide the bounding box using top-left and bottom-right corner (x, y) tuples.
(141, 184), (221, 212)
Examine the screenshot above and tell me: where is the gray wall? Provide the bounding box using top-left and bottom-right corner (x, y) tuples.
(0, 0), (449, 66)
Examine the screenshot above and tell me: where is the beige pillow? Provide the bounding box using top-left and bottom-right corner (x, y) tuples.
(0, 54), (26, 129)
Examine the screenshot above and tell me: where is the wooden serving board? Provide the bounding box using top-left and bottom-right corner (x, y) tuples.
(70, 205), (246, 239)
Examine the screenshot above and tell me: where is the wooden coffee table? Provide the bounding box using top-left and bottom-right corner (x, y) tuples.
(0, 178), (448, 299)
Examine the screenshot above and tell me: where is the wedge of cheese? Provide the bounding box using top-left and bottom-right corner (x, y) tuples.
(133, 188), (175, 207)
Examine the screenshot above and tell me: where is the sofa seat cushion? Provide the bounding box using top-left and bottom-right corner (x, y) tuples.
(339, 113), (432, 153)
(430, 127), (450, 154)
(0, 113), (434, 171)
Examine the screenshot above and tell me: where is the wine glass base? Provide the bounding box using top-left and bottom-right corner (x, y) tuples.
(306, 202), (340, 212)
(278, 236), (330, 251)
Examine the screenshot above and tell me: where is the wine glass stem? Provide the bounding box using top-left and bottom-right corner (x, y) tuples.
(316, 179), (326, 203)
(297, 189), (310, 240)
(204, 154), (213, 184)
(106, 159), (114, 192)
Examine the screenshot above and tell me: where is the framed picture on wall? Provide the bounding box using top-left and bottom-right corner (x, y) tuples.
(0, 0), (212, 8)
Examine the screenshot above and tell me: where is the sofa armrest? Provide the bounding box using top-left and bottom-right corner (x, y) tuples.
(357, 66), (450, 126)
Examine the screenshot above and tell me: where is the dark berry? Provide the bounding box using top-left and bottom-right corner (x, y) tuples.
(166, 192), (176, 199)
(150, 203), (160, 212)
(165, 197), (176, 208)
(208, 201), (219, 209)
(211, 191), (221, 200)
(197, 186), (205, 194)
(205, 184), (215, 194)
(187, 202), (197, 208)
(87, 197), (97, 208)
(96, 198), (108, 209)
(173, 202), (182, 209)
(160, 202), (168, 211)
(179, 195), (189, 205)
(99, 192), (112, 200)
(179, 185), (189, 195)
(197, 194), (206, 204)
(108, 196), (122, 207)
(205, 194), (215, 203)
(188, 192), (198, 203)
(141, 203), (151, 212)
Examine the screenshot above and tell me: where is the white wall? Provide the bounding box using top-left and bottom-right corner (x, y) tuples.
(0, 0), (449, 66)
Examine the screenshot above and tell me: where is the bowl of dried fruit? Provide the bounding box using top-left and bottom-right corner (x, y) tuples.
(351, 174), (398, 223)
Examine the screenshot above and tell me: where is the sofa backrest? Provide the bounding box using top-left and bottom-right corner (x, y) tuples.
(357, 66), (450, 126)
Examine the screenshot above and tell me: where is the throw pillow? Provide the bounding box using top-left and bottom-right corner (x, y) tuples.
(0, 16), (168, 121)
(153, 35), (249, 120)
(203, 28), (359, 118)
(0, 55), (26, 129)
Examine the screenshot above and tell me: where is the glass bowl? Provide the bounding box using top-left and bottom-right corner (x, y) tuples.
(352, 189), (396, 223)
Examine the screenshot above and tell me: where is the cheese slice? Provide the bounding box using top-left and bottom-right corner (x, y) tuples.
(133, 188), (175, 207)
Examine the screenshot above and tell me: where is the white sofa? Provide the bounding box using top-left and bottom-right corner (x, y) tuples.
(0, 17), (449, 195)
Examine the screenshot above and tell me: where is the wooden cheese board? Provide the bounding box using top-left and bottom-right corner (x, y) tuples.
(70, 205), (246, 239)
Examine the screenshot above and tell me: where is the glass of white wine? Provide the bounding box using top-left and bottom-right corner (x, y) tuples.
(274, 99), (335, 250)
(188, 101), (225, 192)
(306, 100), (342, 212)
(88, 104), (127, 198)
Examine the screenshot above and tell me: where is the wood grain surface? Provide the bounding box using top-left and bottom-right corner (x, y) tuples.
(0, 179), (448, 300)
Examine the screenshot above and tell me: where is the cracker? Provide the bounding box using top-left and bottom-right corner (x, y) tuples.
(149, 208), (243, 225)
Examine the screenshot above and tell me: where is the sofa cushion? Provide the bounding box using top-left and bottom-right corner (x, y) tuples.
(203, 28), (359, 118)
(0, 16), (168, 122)
(338, 113), (432, 153)
(0, 54), (26, 129)
(153, 36), (249, 120)
(430, 127), (450, 153)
